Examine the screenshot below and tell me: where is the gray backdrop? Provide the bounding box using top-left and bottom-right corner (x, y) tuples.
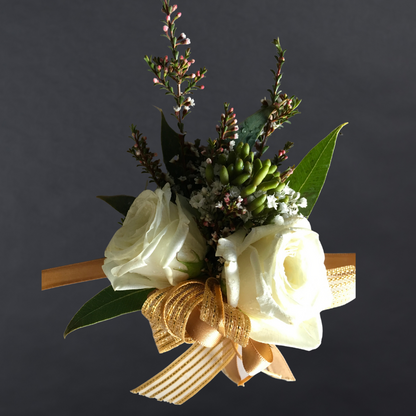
(2, 0), (415, 415)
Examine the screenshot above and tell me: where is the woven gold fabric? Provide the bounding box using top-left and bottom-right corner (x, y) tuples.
(327, 265), (356, 309)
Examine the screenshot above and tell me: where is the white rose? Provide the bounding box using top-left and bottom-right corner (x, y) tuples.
(103, 184), (207, 290)
(216, 216), (332, 351)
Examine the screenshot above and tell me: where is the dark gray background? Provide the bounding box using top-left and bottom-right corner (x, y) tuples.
(2, 0), (415, 414)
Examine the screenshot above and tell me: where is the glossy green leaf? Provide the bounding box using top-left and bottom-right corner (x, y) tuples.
(96, 195), (136, 216)
(289, 123), (348, 218)
(157, 107), (182, 177)
(64, 286), (153, 337)
(239, 106), (275, 149)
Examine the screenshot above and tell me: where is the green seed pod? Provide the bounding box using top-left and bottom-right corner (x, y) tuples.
(264, 173), (274, 182)
(252, 166), (269, 186)
(227, 150), (236, 165)
(240, 143), (250, 159)
(217, 154), (228, 165)
(263, 159), (271, 169)
(276, 182), (286, 192)
(220, 165), (229, 185)
(241, 184), (257, 197)
(273, 171), (281, 178)
(252, 204), (266, 216)
(244, 161), (252, 175)
(268, 165), (277, 175)
(253, 158), (262, 174)
(284, 195), (289, 204)
(205, 163), (214, 184)
(247, 194), (267, 211)
(245, 152), (254, 163)
(232, 172), (250, 186)
(234, 158), (244, 174)
(227, 163), (235, 179)
(257, 179), (280, 192)
(235, 142), (244, 156)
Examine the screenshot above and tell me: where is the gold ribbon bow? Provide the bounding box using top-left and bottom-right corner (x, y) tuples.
(131, 278), (295, 404)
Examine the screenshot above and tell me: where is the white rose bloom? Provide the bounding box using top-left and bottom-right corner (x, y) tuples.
(216, 216), (332, 351)
(103, 184), (206, 290)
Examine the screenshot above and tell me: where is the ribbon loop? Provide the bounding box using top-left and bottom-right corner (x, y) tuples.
(200, 278), (251, 347)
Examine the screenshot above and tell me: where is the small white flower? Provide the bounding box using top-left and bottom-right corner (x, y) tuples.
(184, 106), (190, 111)
(273, 215), (284, 225)
(213, 163), (222, 176)
(230, 186), (240, 198)
(229, 140), (235, 151)
(211, 180), (223, 194)
(215, 201), (223, 209)
(266, 195), (277, 209)
(173, 105), (182, 112)
(279, 202), (289, 214)
(298, 197), (307, 208)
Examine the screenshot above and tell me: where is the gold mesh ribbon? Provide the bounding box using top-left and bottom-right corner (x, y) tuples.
(327, 265), (356, 309)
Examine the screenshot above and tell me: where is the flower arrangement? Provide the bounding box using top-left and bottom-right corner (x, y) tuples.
(42, 0), (356, 405)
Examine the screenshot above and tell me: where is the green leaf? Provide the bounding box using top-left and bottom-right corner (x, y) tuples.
(157, 107), (182, 177)
(289, 123), (348, 218)
(239, 106), (275, 149)
(96, 195), (136, 216)
(64, 286), (154, 338)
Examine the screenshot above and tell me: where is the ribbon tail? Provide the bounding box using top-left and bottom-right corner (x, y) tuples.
(131, 339), (235, 405)
(262, 344), (295, 381)
(222, 354), (243, 385)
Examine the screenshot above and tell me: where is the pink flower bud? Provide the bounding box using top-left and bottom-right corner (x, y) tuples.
(153, 78), (159, 84)
(191, 73), (196, 78)
(200, 73), (204, 78)
(172, 4), (178, 12)
(163, 25), (169, 32)
(200, 85), (205, 90)
(157, 65), (162, 71)
(197, 71), (200, 77)
(230, 108), (234, 112)
(180, 55), (184, 60)
(177, 12), (182, 17)
(185, 38), (191, 45)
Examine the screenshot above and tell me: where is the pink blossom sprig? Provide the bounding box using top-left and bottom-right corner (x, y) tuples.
(144, 0), (207, 135)
(216, 103), (239, 145)
(271, 141), (294, 169)
(202, 103), (238, 163)
(127, 125), (170, 188)
(255, 38), (301, 157)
